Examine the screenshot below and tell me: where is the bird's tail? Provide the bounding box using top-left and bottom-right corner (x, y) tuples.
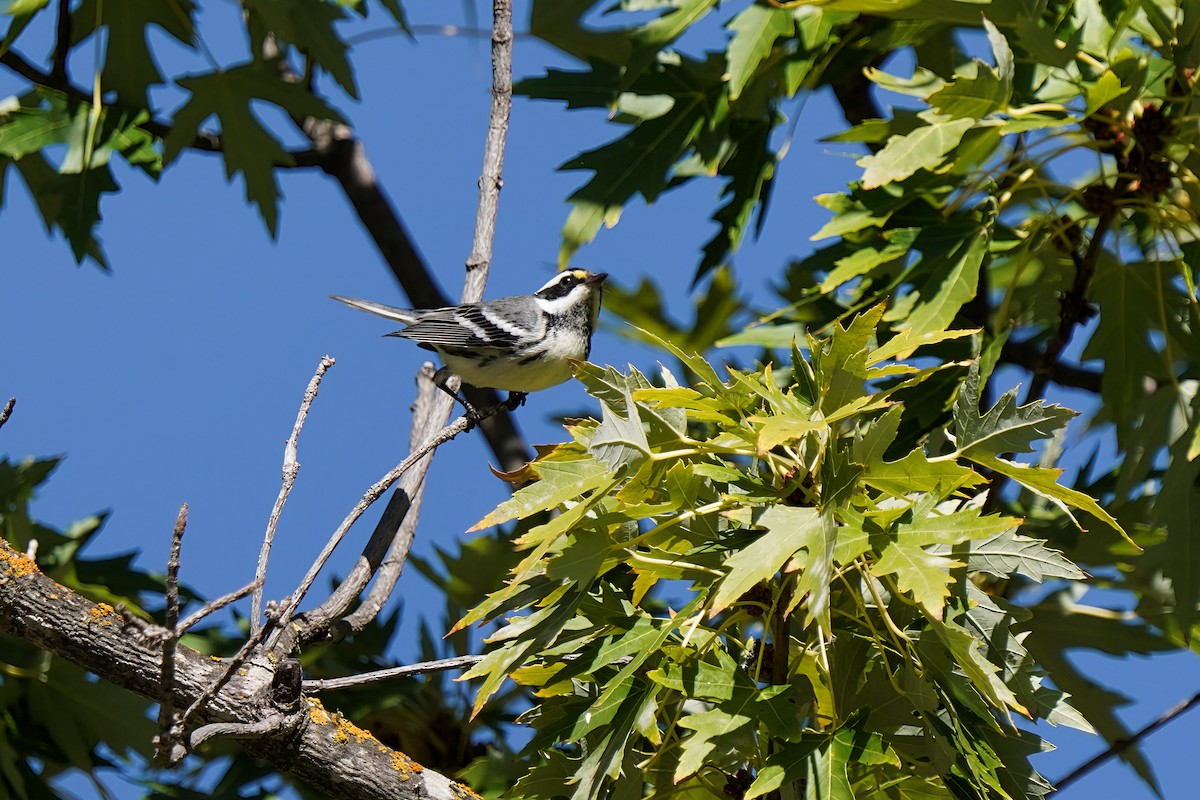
(330, 296), (418, 324)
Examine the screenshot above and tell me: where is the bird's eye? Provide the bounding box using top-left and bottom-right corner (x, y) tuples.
(561, 274), (578, 288)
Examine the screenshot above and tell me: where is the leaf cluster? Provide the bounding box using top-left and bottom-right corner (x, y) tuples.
(459, 310), (1106, 799)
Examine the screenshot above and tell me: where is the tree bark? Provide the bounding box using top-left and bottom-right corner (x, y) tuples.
(0, 539), (479, 800)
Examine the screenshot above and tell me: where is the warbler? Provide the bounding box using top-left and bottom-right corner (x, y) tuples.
(333, 269), (607, 415)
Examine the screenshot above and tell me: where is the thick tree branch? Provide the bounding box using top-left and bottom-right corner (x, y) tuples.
(0, 540), (478, 800)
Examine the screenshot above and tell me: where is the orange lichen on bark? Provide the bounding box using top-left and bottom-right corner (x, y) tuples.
(0, 546), (39, 579)
(451, 782), (485, 800)
(87, 603), (116, 626)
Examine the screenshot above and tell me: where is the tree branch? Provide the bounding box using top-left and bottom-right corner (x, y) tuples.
(1054, 690), (1200, 793)
(0, 397), (14, 430)
(291, 364), (440, 644)
(253, 355), (335, 632)
(0, 50), (320, 167)
(300, 120), (532, 473)
(0, 539), (479, 800)
(303, 654), (486, 692)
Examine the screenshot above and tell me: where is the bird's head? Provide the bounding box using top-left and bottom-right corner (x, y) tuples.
(534, 269), (608, 324)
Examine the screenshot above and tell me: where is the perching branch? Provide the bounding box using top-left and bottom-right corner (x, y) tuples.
(252, 355), (335, 632)
(461, 0), (513, 304)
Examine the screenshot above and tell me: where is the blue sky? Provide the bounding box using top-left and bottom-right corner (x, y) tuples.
(2, 1), (1197, 797)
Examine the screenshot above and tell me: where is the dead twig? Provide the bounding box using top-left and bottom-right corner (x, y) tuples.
(0, 397), (15, 430)
(291, 365), (440, 645)
(252, 356), (336, 632)
(178, 581), (256, 635)
(154, 503), (189, 766)
(302, 655), (486, 692)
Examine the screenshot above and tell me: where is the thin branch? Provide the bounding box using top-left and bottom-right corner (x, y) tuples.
(263, 402), (508, 655)
(292, 365), (440, 645)
(1024, 203), (1120, 405)
(178, 580), (255, 635)
(302, 652), (634, 693)
(303, 655), (486, 692)
(189, 711), (302, 749)
(0, 397), (14, 430)
(1000, 339), (1102, 393)
(154, 503), (188, 766)
(182, 401), (506, 726)
(301, 121), (531, 473)
(252, 356), (335, 633)
(1054, 690), (1200, 793)
(461, 0), (513, 304)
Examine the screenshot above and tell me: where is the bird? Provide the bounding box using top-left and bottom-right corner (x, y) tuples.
(332, 269), (607, 418)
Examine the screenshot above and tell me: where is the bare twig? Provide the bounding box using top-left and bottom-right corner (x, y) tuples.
(303, 651), (632, 693)
(263, 402), (508, 655)
(189, 711), (302, 749)
(253, 356), (336, 633)
(461, 0), (513, 304)
(181, 401), (510, 728)
(154, 503), (189, 766)
(302, 655), (486, 692)
(292, 365), (440, 645)
(1054, 690), (1200, 793)
(178, 580), (256, 635)
(0, 397), (15, 430)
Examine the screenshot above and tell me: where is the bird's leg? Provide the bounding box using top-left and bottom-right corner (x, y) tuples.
(433, 367), (482, 427)
(504, 391), (527, 411)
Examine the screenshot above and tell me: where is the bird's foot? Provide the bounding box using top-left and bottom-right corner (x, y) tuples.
(504, 392), (528, 412)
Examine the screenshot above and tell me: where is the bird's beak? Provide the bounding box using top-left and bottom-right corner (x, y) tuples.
(585, 272), (608, 286)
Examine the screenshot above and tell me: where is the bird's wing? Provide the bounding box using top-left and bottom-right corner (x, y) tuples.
(330, 295), (421, 325)
(391, 304), (540, 352)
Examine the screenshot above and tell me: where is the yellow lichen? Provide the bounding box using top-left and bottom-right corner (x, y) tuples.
(0, 547), (39, 579)
(88, 603), (116, 626)
(451, 781), (485, 800)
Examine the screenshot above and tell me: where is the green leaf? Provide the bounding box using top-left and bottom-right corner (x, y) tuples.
(1083, 70), (1128, 116)
(163, 62), (343, 236)
(559, 89), (706, 264)
(675, 706), (753, 782)
(927, 616), (1028, 716)
(968, 454), (1130, 543)
(889, 217), (989, 357)
(929, 528), (1084, 582)
(873, 538), (959, 617)
(725, 4), (794, 101)
(470, 457), (610, 530)
(857, 114), (974, 189)
(805, 729), (855, 800)
(952, 362), (1076, 457)
(1082, 260), (1172, 426)
(746, 737), (822, 799)
(710, 505), (823, 614)
(71, 0), (197, 110)
(244, 0), (357, 97)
